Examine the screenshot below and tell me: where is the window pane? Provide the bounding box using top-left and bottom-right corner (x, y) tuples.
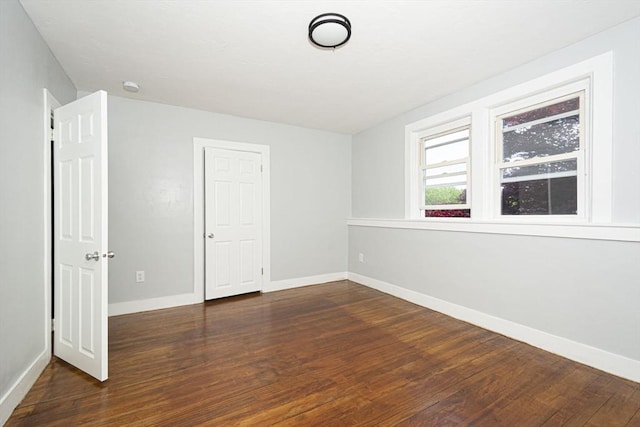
(420, 125), (470, 215)
(426, 162), (466, 178)
(423, 128), (469, 148)
(502, 97), (580, 163)
(423, 164), (467, 206)
(425, 184), (467, 205)
(501, 176), (577, 215)
(424, 140), (468, 165)
(503, 115), (579, 162)
(502, 97), (578, 128)
(425, 209), (471, 218)
(501, 159), (577, 181)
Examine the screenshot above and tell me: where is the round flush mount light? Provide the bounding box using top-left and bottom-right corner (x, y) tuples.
(122, 81), (139, 93)
(308, 13), (351, 49)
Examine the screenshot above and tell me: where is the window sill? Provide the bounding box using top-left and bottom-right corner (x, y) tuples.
(347, 217), (640, 242)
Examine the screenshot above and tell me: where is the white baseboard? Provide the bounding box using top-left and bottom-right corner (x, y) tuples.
(0, 349), (49, 426)
(108, 272), (350, 316)
(109, 292), (202, 317)
(348, 272), (640, 383)
(264, 272), (348, 293)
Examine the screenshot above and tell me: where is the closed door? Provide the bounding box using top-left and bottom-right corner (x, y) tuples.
(53, 90), (109, 381)
(205, 148), (263, 299)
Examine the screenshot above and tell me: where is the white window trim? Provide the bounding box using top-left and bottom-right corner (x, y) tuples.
(347, 218), (640, 243)
(405, 51), (613, 230)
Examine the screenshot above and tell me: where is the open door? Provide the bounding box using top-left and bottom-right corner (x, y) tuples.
(53, 90), (109, 381)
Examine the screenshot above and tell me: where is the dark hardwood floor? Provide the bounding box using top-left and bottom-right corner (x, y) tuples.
(7, 281), (640, 426)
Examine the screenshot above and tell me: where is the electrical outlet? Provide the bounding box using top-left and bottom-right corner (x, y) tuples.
(358, 253), (365, 263)
(135, 270), (145, 283)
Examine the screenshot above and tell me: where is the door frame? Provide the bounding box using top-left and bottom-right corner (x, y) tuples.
(43, 89), (61, 355)
(193, 137), (271, 299)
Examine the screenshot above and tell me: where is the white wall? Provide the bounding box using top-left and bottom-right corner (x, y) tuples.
(107, 95), (351, 306)
(350, 17), (640, 379)
(0, 0), (76, 423)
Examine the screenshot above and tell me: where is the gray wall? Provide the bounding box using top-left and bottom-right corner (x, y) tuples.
(350, 17), (640, 362)
(2, 0), (637, 413)
(349, 227), (640, 360)
(0, 0), (76, 414)
(107, 95), (351, 304)
(353, 16), (640, 222)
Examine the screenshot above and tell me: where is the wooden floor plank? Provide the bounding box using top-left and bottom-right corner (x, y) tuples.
(6, 281), (639, 426)
(584, 386), (640, 426)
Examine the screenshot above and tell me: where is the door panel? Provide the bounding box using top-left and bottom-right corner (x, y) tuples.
(239, 239), (255, 285)
(53, 90), (108, 381)
(78, 267), (95, 356)
(205, 148), (262, 299)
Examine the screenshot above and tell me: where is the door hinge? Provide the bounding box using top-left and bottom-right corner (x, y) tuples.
(261, 268), (264, 276)
(51, 318), (55, 332)
(50, 110), (55, 140)
(260, 164), (263, 173)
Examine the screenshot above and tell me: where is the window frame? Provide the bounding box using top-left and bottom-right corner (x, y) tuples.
(492, 86), (588, 220)
(419, 121), (471, 214)
(405, 52), (613, 228)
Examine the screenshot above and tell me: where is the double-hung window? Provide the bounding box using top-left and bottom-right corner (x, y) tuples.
(406, 52), (612, 226)
(496, 92), (585, 217)
(420, 125), (471, 218)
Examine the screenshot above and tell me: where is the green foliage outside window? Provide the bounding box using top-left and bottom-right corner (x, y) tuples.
(425, 187), (465, 205)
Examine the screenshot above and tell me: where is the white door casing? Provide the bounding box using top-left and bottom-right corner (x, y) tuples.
(53, 90), (108, 381)
(204, 147), (263, 299)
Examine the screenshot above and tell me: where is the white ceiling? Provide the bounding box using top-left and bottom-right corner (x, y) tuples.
(20, 0), (640, 134)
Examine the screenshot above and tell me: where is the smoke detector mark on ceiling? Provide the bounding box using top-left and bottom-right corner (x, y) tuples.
(123, 81), (139, 93)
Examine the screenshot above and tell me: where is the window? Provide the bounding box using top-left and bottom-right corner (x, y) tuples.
(497, 93), (584, 217)
(405, 52), (613, 226)
(420, 126), (471, 217)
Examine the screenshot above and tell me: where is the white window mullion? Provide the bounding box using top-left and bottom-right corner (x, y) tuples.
(425, 203), (471, 210)
(425, 170), (468, 180)
(471, 108), (489, 220)
(424, 135), (469, 150)
(577, 149), (586, 219)
(425, 158), (468, 169)
(502, 109), (579, 133)
(500, 170), (577, 184)
(425, 180), (468, 189)
(499, 151), (579, 169)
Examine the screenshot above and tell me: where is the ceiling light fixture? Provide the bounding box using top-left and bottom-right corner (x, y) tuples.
(308, 13), (351, 49)
(123, 81), (139, 93)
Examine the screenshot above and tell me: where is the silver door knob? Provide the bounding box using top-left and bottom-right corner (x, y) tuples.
(103, 251), (115, 259)
(85, 251), (100, 261)
(207, 233), (214, 239)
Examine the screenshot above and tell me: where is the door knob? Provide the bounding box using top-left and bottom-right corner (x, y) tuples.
(85, 251), (100, 261)
(103, 251), (115, 259)
(207, 233), (215, 239)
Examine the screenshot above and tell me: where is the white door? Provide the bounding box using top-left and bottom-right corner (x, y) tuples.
(53, 90), (109, 381)
(205, 147), (263, 299)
